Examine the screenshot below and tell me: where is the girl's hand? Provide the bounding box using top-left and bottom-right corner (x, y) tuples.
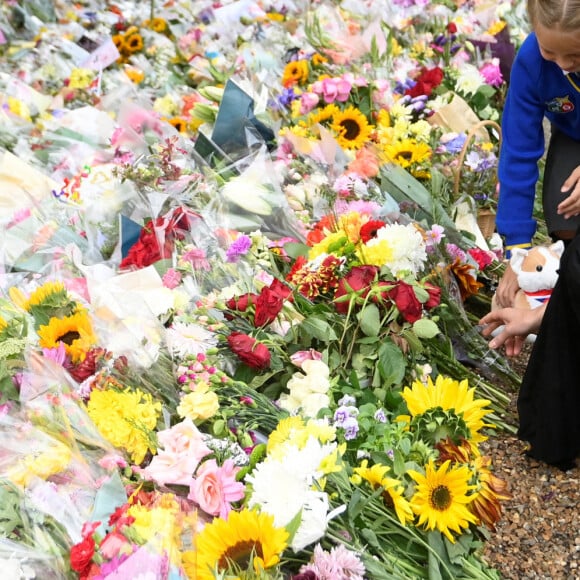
(558, 166), (580, 219)
(494, 264), (519, 308)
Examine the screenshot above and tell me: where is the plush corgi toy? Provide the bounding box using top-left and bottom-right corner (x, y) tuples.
(489, 240), (564, 342)
(509, 241), (564, 310)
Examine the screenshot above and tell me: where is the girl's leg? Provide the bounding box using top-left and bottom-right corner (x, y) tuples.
(517, 231), (580, 469)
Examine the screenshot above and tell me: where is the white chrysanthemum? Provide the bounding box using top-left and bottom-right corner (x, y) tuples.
(454, 64), (485, 97)
(247, 437), (337, 550)
(367, 223), (427, 276)
(165, 321), (217, 357)
(409, 119), (433, 142)
(389, 100), (413, 124)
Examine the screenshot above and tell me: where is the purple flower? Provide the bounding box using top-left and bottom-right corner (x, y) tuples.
(342, 416), (360, 441)
(226, 235), (252, 262)
(374, 408), (387, 423)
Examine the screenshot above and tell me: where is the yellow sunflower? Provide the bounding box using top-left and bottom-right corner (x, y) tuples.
(282, 59), (309, 87)
(329, 106), (374, 150)
(353, 460), (414, 526)
(123, 32), (144, 54)
(401, 375), (493, 443)
(383, 138), (432, 169)
(307, 103), (339, 127)
(37, 311), (97, 363)
(181, 509), (288, 580)
(16, 281), (67, 311)
(408, 459), (478, 542)
(143, 17), (168, 33)
(167, 116), (188, 133)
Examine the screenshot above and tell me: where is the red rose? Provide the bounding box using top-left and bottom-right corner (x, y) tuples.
(334, 266), (379, 314)
(406, 66), (444, 97)
(227, 332), (271, 370)
(424, 282), (442, 310)
(254, 286), (285, 327)
(70, 535), (96, 574)
(447, 22), (458, 34)
(269, 278), (293, 302)
(225, 293), (258, 320)
(390, 281), (423, 323)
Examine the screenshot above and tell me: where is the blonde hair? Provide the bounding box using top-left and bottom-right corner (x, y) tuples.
(527, 0), (580, 30)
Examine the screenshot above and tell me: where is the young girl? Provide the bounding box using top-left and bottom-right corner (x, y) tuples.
(480, 230), (580, 471)
(494, 0), (580, 307)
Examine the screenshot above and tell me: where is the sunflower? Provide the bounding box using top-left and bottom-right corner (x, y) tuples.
(143, 17), (168, 33)
(401, 375), (493, 443)
(353, 460), (414, 526)
(167, 116), (188, 133)
(435, 438), (512, 532)
(282, 59), (309, 87)
(307, 103), (339, 127)
(18, 281), (67, 311)
(383, 138), (432, 169)
(470, 455), (512, 531)
(37, 311), (98, 363)
(408, 459), (478, 542)
(123, 32), (144, 54)
(329, 106), (374, 150)
(181, 509), (288, 580)
(311, 52), (328, 67)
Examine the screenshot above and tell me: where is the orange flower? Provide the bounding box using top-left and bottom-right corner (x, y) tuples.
(447, 258), (483, 301)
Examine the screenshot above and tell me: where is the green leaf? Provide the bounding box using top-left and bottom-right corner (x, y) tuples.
(300, 316), (338, 341)
(284, 508), (303, 546)
(413, 318), (440, 339)
(360, 527), (381, 549)
(377, 341), (406, 387)
(357, 303), (381, 337)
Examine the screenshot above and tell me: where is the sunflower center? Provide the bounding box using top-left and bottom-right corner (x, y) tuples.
(382, 490), (395, 509)
(218, 540), (263, 570)
(57, 331), (81, 345)
(395, 150), (413, 162)
(431, 485), (452, 511)
(340, 119), (362, 141)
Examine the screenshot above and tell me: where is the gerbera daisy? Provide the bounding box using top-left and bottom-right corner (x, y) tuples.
(401, 375), (493, 443)
(37, 311), (98, 363)
(408, 459), (478, 542)
(329, 106), (374, 150)
(181, 509), (288, 580)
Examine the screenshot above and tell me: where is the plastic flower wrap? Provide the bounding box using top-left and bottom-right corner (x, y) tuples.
(69, 490), (195, 579)
(0, 355), (128, 578)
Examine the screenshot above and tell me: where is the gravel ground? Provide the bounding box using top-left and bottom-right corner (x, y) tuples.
(478, 347), (580, 580)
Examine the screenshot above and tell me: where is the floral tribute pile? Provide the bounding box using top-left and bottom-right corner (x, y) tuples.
(0, 0), (529, 578)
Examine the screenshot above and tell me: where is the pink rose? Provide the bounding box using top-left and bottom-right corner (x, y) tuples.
(188, 459), (245, 519)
